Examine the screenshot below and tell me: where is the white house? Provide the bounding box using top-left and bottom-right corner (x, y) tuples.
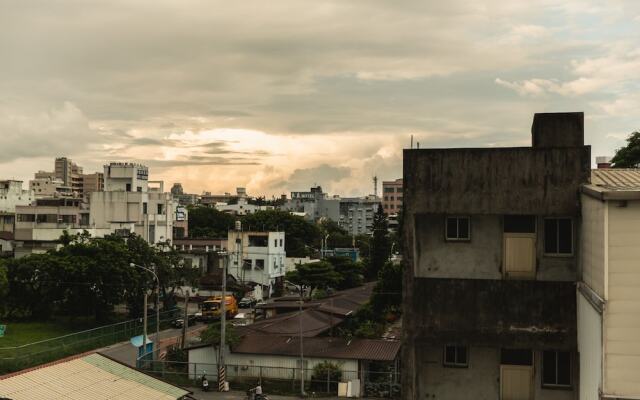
(216, 197), (273, 216)
(0, 180), (34, 233)
(186, 335), (400, 395)
(227, 228), (286, 298)
(579, 168), (640, 400)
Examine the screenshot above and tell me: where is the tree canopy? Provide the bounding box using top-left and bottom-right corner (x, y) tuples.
(612, 131), (640, 168)
(367, 206), (391, 280)
(241, 210), (321, 257)
(1, 231), (195, 321)
(187, 206), (235, 238)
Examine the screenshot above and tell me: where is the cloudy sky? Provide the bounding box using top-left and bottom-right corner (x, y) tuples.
(1, 1), (639, 197)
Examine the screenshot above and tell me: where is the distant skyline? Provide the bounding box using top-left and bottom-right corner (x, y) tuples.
(2, 1), (639, 196)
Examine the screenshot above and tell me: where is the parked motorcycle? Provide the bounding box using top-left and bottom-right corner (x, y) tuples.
(201, 372), (209, 392)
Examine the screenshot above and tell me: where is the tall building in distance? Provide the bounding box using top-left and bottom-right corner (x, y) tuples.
(382, 178), (403, 215)
(55, 157), (84, 194)
(402, 112), (589, 400)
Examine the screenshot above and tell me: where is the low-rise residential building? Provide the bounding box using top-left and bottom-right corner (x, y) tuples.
(29, 176), (73, 198)
(173, 238), (227, 275)
(382, 178), (403, 215)
(403, 112), (589, 400)
(200, 187), (246, 207)
(227, 227), (286, 298)
(170, 183), (199, 206)
(216, 197), (273, 215)
(187, 335), (400, 395)
(578, 168), (640, 400)
(88, 163), (176, 244)
(13, 197), (106, 257)
(0, 180), (34, 233)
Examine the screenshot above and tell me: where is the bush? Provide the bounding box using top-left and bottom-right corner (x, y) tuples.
(310, 361), (342, 393)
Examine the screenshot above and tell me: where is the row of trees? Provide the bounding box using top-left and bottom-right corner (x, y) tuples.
(0, 232), (197, 321)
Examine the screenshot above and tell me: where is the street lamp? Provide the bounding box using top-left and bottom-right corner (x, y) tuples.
(285, 279), (306, 396)
(130, 262), (160, 359)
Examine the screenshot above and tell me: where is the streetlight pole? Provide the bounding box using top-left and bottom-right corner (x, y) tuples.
(131, 263), (160, 358)
(286, 279), (305, 396)
(219, 251), (229, 391)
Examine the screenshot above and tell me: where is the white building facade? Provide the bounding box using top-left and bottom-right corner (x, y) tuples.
(578, 168), (640, 400)
(0, 180), (34, 233)
(227, 229), (286, 298)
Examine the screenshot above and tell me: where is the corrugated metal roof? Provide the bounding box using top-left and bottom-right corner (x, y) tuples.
(232, 335), (401, 362)
(0, 353), (190, 400)
(591, 169), (640, 190)
(243, 309), (345, 337)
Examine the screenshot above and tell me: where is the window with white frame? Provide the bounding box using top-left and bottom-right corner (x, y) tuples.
(443, 345), (468, 367)
(542, 351), (571, 387)
(544, 218), (572, 255)
(445, 216), (470, 241)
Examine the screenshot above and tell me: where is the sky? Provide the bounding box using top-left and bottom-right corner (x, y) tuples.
(1, 0), (639, 197)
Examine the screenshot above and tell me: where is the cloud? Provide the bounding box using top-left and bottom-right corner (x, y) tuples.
(1, 0), (640, 194)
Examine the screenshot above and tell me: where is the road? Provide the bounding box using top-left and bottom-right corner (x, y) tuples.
(100, 323), (205, 367)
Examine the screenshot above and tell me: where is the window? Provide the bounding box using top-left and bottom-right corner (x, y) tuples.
(446, 216), (470, 241)
(390, 196), (394, 201)
(542, 351), (571, 387)
(137, 187), (142, 192)
(17, 214), (35, 222)
(274, 239), (278, 247)
(544, 218), (572, 255)
(501, 349), (533, 366)
(157, 204), (164, 214)
(384, 196), (389, 201)
(142, 202), (148, 214)
(243, 259), (252, 270)
(443, 345), (468, 367)
(255, 259), (265, 270)
(279, 239), (283, 247)
(384, 187), (394, 193)
(126, 183), (131, 192)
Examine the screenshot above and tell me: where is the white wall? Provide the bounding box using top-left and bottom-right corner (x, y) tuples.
(578, 291), (602, 400)
(0, 181), (33, 213)
(604, 199), (640, 397)
(581, 195), (606, 298)
(188, 346), (358, 382)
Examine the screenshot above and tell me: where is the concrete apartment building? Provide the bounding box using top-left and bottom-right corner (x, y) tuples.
(339, 195), (380, 236)
(0, 180), (34, 233)
(13, 197), (101, 257)
(89, 163), (176, 244)
(283, 186), (341, 221)
(30, 175), (73, 198)
(31, 159), (104, 198)
(227, 227), (286, 299)
(55, 156), (84, 193)
(382, 178), (403, 215)
(402, 112), (590, 400)
(578, 168), (640, 400)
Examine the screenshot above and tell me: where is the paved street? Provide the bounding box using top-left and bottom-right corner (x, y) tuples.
(185, 388), (349, 400)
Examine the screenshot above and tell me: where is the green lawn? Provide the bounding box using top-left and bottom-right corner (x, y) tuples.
(0, 321), (76, 347)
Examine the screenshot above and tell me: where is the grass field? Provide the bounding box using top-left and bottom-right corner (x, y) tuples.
(0, 321), (76, 347)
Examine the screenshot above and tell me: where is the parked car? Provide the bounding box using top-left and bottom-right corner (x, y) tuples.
(171, 314), (197, 329)
(238, 297), (257, 308)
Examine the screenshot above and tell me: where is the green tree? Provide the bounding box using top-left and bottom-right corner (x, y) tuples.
(326, 256), (363, 290)
(370, 261), (402, 316)
(187, 206), (236, 238)
(319, 219), (353, 248)
(612, 131), (640, 168)
(311, 361), (342, 392)
(200, 322), (240, 348)
(368, 206), (391, 280)
(241, 210), (321, 257)
(285, 261), (341, 298)
(0, 263), (8, 315)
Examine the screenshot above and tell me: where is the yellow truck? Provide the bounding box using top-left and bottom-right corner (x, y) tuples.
(201, 295), (238, 321)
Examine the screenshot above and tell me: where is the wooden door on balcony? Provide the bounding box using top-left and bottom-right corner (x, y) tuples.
(503, 233), (536, 278)
(500, 365), (533, 400)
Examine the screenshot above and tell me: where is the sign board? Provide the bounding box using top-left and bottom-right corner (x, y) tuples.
(0, 324), (6, 337)
(175, 206), (187, 221)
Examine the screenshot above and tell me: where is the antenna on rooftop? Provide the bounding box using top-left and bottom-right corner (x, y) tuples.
(410, 135), (414, 149)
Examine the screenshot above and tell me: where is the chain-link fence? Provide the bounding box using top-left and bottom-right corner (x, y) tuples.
(0, 309), (180, 373)
(138, 359), (401, 398)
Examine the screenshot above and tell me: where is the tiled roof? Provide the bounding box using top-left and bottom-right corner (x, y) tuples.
(232, 335), (401, 362)
(591, 168), (640, 190)
(243, 309), (345, 337)
(0, 353), (190, 400)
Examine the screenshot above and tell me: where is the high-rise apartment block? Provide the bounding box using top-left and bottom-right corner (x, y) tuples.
(382, 178), (403, 214)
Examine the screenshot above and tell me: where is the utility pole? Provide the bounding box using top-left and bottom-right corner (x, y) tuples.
(219, 252), (228, 391)
(143, 291), (148, 363)
(298, 286), (305, 396)
(181, 289), (189, 349)
(154, 264), (160, 353)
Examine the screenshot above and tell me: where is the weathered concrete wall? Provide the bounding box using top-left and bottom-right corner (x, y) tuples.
(580, 194), (606, 298)
(407, 278), (577, 349)
(532, 112), (584, 148)
(403, 146), (590, 216)
(413, 214), (577, 281)
(415, 346), (577, 400)
(414, 214), (503, 279)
